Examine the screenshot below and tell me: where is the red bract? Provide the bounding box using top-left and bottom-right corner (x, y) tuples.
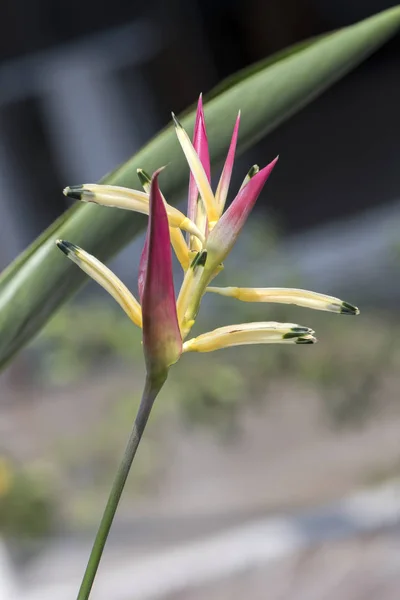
(215, 111), (241, 215)
(138, 231), (148, 303)
(187, 95), (211, 226)
(141, 170), (182, 380)
(206, 156), (279, 271)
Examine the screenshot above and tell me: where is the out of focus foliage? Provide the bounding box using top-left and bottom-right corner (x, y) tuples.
(34, 302), (143, 385)
(0, 457), (56, 539)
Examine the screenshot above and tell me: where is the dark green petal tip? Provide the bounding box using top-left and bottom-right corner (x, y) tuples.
(137, 168), (151, 188)
(191, 250), (207, 269)
(283, 332), (302, 340)
(340, 301), (360, 315)
(290, 326), (313, 334)
(248, 165), (260, 178)
(171, 112), (182, 128)
(284, 326), (314, 340)
(296, 336), (317, 345)
(56, 239), (78, 256)
(63, 185), (84, 200)
(195, 250), (208, 268)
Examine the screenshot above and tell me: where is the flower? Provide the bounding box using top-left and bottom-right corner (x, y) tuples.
(58, 95), (359, 378)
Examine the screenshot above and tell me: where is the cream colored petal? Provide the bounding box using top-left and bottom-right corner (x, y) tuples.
(206, 286), (360, 315)
(183, 322), (316, 353)
(56, 240), (142, 328)
(64, 184), (204, 243)
(172, 114), (219, 223)
(64, 184), (149, 211)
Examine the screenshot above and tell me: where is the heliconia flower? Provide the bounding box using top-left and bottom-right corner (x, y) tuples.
(57, 95), (360, 383)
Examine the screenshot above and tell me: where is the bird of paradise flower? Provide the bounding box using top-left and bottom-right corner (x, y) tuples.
(56, 95), (359, 599)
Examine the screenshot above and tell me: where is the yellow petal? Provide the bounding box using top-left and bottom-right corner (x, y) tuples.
(183, 322), (316, 353)
(56, 240), (142, 328)
(169, 227), (190, 270)
(191, 197), (208, 252)
(176, 250), (208, 337)
(206, 287), (360, 315)
(64, 184), (204, 243)
(172, 114), (219, 223)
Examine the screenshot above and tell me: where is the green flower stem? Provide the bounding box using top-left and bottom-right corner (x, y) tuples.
(76, 375), (165, 600)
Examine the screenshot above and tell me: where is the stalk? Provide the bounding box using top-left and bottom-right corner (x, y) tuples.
(76, 375), (165, 600)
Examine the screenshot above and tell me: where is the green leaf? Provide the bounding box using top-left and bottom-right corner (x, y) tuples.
(1, 6), (400, 369)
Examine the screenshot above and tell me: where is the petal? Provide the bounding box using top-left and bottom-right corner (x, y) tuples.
(183, 322), (316, 353)
(176, 250), (208, 338)
(142, 170), (182, 378)
(206, 287), (360, 315)
(169, 228), (191, 271)
(187, 95), (211, 226)
(172, 113), (219, 224)
(56, 240), (142, 328)
(64, 184), (204, 243)
(187, 99), (210, 252)
(190, 199), (208, 253)
(64, 183), (149, 210)
(215, 111), (240, 215)
(205, 157), (278, 271)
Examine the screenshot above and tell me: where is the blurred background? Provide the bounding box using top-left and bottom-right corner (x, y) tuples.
(1, 0), (400, 598)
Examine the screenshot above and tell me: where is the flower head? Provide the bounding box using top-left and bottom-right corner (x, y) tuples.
(58, 95), (359, 380)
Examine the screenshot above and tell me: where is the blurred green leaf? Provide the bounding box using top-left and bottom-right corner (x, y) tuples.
(0, 458), (56, 539)
(1, 6), (400, 369)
